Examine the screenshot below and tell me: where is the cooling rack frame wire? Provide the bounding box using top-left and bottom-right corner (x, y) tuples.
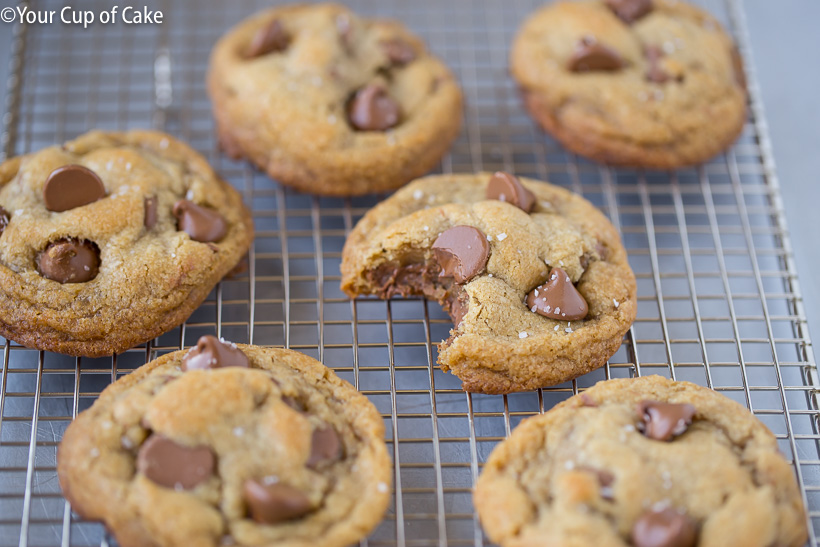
(0, 0), (818, 546)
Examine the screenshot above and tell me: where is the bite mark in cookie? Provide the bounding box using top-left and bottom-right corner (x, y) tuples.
(341, 173), (637, 393)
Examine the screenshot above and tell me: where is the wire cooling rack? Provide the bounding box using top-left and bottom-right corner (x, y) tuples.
(0, 0), (817, 545)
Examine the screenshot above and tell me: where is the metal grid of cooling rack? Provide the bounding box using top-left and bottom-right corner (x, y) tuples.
(0, 0), (817, 546)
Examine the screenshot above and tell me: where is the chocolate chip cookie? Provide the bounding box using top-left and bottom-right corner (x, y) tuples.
(207, 3), (463, 196)
(0, 130), (253, 357)
(340, 172), (637, 394)
(475, 375), (808, 547)
(511, 0), (747, 168)
(57, 338), (391, 547)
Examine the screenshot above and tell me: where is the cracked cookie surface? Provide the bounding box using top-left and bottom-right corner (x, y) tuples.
(0, 130), (253, 356)
(208, 3), (463, 196)
(474, 375), (808, 547)
(511, 0), (746, 168)
(340, 172), (636, 394)
(57, 341), (391, 547)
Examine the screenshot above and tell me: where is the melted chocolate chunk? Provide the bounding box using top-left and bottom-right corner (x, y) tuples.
(605, 0), (653, 24)
(347, 84), (400, 131)
(307, 425), (343, 468)
(43, 165), (106, 212)
(182, 335), (250, 371)
(449, 294), (469, 327)
(486, 171), (535, 213)
(37, 238), (100, 283)
(246, 19), (289, 58)
(136, 434), (215, 490)
(568, 36), (625, 72)
(432, 226), (490, 284)
(173, 199), (228, 243)
(144, 196), (158, 229)
(243, 480), (313, 524)
(525, 267), (588, 321)
(638, 400), (696, 441)
(0, 206), (9, 237)
(631, 507), (697, 547)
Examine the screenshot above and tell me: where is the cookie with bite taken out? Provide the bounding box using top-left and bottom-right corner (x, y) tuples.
(340, 171), (636, 394)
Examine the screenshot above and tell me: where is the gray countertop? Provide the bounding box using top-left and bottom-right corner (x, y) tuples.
(0, 0), (817, 348)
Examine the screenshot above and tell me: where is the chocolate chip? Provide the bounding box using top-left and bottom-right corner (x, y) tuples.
(173, 200), (228, 243)
(568, 36), (625, 72)
(136, 434), (215, 490)
(604, 0), (653, 24)
(182, 335), (250, 371)
(381, 39), (416, 65)
(36, 238), (100, 283)
(43, 165), (106, 212)
(432, 226), (490, 284)
(631, 507), (697, 547)
(347, 84), (400, 131)
(245, 19), (289, 58)
(638, 400), (696, 441)
(449, 295), (469, 327)
(645, 46), (680, 84)
(0, 206), (9, 237)
(486, 171), (535, 213)
(243, 479), (313, 524)
(307, 425), (343, 468)
(144, 196), (158, 229)
(525, 267), (588, 321)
